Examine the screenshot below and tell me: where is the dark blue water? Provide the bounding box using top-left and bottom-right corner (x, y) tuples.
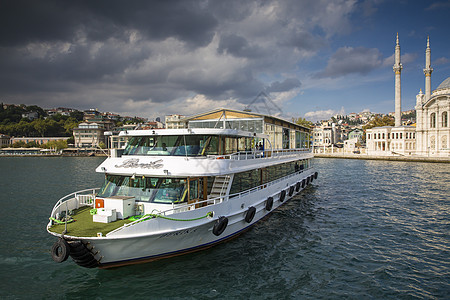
(0, 157), (448, 299)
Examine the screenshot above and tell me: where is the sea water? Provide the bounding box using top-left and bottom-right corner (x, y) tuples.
(0, 157), (448, 299)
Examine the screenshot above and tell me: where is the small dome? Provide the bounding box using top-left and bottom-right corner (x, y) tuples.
(436, 77), (450, 90)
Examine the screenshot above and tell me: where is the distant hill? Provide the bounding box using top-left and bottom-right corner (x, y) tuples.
(0, 103), (82, 137)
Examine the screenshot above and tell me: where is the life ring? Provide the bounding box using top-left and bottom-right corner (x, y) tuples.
(245, 206), (256, 223)
(279, 190), (286, 203)
(295, 182), (301, 192)
(301, 179), (306, 188)
(314, 172), (318, 179)
(212, 216), (228, 236)
(289, 186), (295, 196)
(265, 196), (274, 210)
(51, 238), (70, 263)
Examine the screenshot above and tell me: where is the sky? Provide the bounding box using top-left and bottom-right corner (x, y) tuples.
(0, 0), (449, 122)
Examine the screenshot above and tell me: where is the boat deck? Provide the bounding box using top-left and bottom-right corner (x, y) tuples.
(48, 206), (133, 237)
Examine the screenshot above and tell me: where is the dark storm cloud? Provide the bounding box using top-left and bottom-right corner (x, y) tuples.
(266, 78), (301, 93)
(0, 0), (360, 116)
(0, 0), (217, 47)
(314, 46), (383, 78)
(217, 34), (266, 58)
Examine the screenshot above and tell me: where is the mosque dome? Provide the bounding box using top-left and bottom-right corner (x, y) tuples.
(436, 77), (450, 91)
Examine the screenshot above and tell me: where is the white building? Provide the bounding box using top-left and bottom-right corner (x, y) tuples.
(165, 114), (186, 129)
(367, 35), (448, 158)
(312, 121), (341, 152)
(415, 78), (450, 157)
(73, 122), (106, 148)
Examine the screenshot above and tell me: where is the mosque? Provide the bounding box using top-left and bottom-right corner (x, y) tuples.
(366, 35), (449, 157)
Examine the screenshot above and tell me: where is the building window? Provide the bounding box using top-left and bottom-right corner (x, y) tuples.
(430, 113), (436, 128)
(382, 133), (385, 139)
(443, 112), (448, 127)
(430, 136), (436, 150)
(400, 133), (402, 139)
(442, 136), (447, 150)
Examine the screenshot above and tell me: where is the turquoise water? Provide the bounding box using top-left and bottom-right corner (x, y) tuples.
(0, 157), (449, 299)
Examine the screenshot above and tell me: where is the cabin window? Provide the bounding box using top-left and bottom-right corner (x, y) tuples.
(98, 175), (188, 203)
(123, 135), (220, 156)
(282, 128), (290, 149)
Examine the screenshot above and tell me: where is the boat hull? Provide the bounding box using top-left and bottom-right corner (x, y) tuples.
(64, 169), (317, 268)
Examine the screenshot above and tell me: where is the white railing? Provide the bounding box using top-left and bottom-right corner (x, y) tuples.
(109, 166), (314, 234)
(50, 188), (99, 218)
(228, 167), (312, 200)
(207, 148), (311, 161)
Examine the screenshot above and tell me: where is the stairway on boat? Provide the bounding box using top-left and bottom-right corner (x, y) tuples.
(208, 175), (232, 202)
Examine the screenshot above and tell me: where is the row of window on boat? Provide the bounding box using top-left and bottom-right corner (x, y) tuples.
(123, 135), (268, 156)
(98, 159), (311, 204)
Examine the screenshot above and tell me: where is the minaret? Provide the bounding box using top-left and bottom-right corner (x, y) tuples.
(423, 36), (433, 101)
(393, 33), (403, 127)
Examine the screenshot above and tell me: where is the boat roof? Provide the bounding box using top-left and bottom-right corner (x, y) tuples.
(119, 128), (269, 139)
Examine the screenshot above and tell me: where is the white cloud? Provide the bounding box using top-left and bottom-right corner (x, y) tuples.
(304, 109), (337, 121)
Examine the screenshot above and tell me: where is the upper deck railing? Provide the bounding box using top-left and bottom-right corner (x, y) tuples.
(207, 148), (311, 161)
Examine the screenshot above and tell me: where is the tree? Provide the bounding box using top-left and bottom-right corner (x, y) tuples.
(361, 115), (395, 142)
(69, 111), (84, 121)
(33, 118), (47, 137)
(362, 115), (394, 130)
(292, 117), (313, 128)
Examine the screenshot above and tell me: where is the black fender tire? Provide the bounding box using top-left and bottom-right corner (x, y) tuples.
(301, 179), (306, 188)
(279, 190), (286, 203)
(213, 217), (228, 236)
(295, 182), (301, 192)
(314, 172), (318, 179)
(306, 177), (310, 185)
(245, 206), (256, 223)
(266, 196), (274, 210)
(289, 186), (295, 196)
(51, 238), (70, 263)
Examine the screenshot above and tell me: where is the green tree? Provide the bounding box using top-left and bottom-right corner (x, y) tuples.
(33, 119), (47, 137)
(44, 140), (68, 150)
(292, 117), (313, 128)
(362, 115), (395, 142)
(70, 111), (84, 121)
(63, 118), (79, 135)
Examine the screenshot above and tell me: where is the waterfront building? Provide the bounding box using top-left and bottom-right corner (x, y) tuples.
(312, 121), (341, 153)
(344, 138), (360, 154)
(348, 128), (364, 143)
(0, 134), (10, 147)
(415, 58), (450, 157)
(367, 35), (448, 157)
(10, 136), (70, 145)
(73, 122), (106, 148)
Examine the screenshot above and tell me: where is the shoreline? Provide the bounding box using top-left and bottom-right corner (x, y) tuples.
(0, 153), (108, 157)
(1, 153), (448, 163)
(314, 153), (450, 163)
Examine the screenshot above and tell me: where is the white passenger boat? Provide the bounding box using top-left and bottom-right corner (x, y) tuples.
(47, 127), (317, 268)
